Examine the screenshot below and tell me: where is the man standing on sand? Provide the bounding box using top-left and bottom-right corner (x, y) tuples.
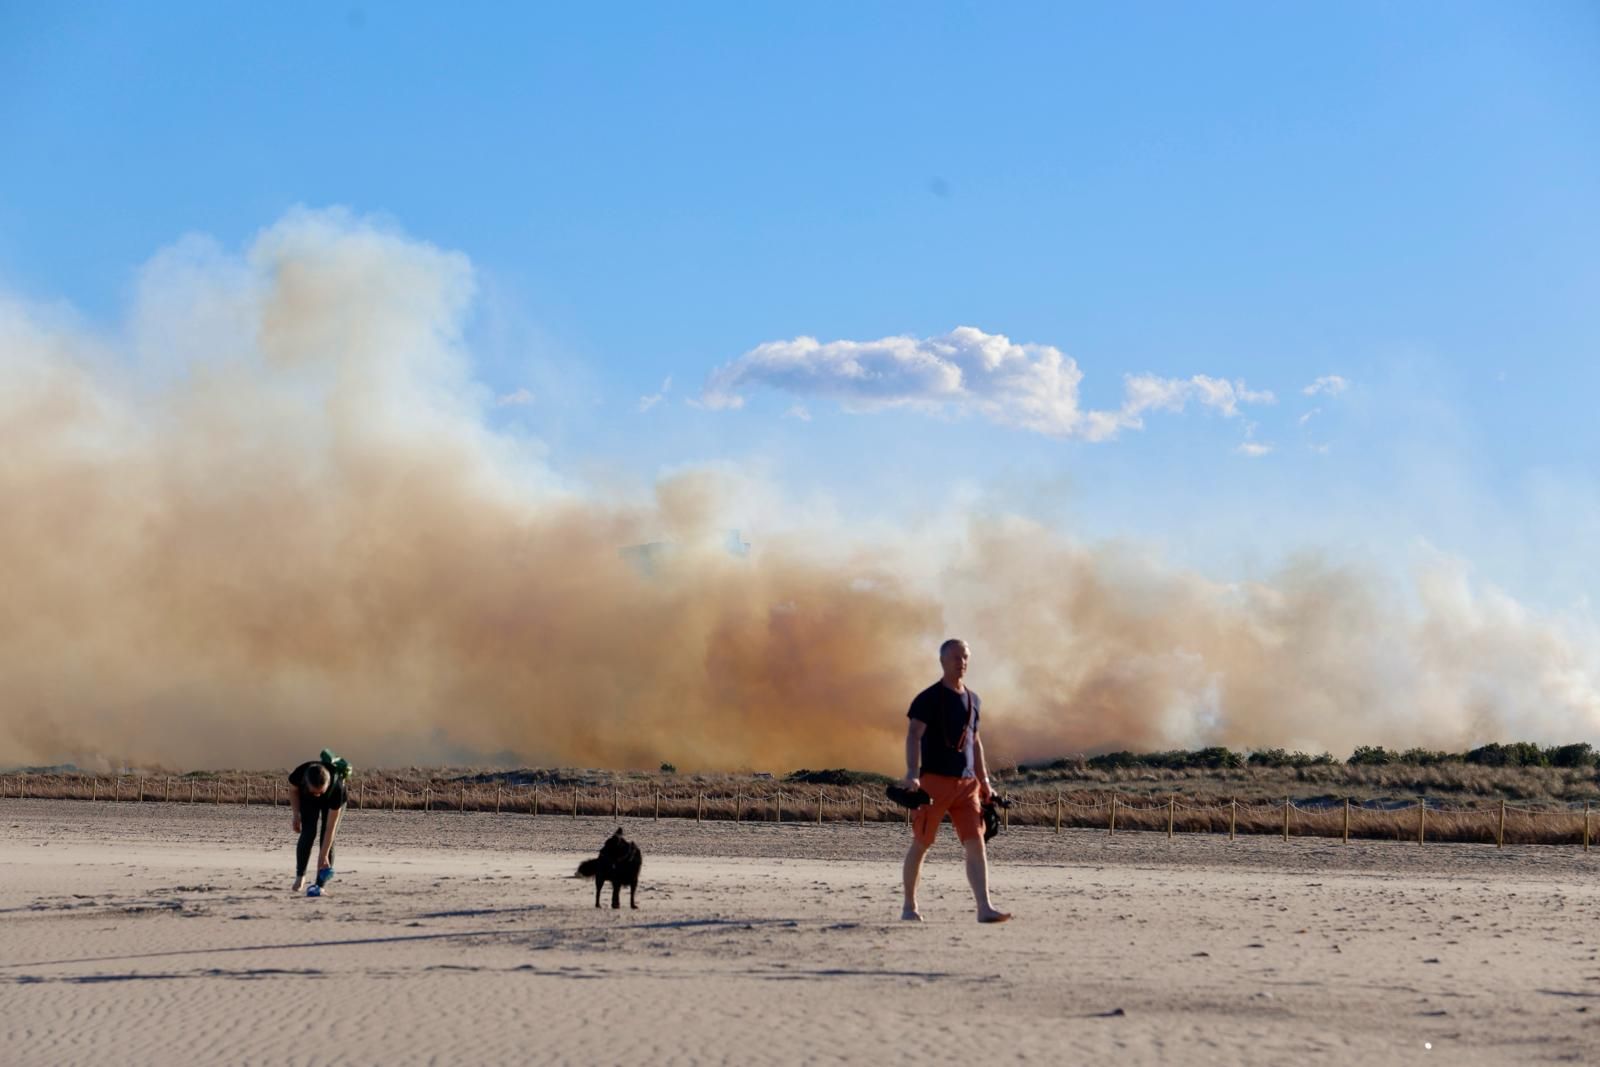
(897, 638), (1011, 923)
(288, 754), (348, 894)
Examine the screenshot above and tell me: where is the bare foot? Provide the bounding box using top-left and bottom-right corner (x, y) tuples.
(291, 876), (306, 893)
(977, 909), (1012, 924)
(900, 907), (924, 922)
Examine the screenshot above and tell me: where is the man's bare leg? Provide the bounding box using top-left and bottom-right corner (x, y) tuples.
(962, 836), (1010, 923)
(901, 838), (931, 920)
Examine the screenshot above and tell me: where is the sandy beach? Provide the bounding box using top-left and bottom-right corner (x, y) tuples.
(3, 799), (1599, 1065)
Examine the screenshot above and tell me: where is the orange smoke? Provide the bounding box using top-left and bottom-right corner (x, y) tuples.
(2, 209), (1597, 772)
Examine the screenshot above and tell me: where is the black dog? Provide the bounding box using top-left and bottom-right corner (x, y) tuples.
(575, 827), (642, 909)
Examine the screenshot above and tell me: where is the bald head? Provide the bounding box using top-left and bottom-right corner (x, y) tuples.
(939, 638), (969, 688)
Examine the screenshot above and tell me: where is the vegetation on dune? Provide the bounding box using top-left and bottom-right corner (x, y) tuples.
(7, 743), (1600, 845)
(7, 741), (1599, 815)
(1026, 740), (1596, 775)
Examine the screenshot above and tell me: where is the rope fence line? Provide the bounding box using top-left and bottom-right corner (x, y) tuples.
(3, 773), (1598, 848)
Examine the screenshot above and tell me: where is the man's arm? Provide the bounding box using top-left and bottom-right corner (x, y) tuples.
(901, 720), (926, 789)
(317, 805), (342, 868)
(973, 732), (993, 803)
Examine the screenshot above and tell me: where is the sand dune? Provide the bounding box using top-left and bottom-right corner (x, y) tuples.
(2, 800), (1598, 1065)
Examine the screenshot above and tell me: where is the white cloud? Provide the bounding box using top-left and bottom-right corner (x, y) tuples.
(1234, 420), (1273, 457)
(496, 387), (535, 407)
(1303, 375), (1349, 397)
(701, 326), (1272, 441)
(784, 404), (812, 422)
(1120, 373), (1276, 422)
(637, 375), (673, 414)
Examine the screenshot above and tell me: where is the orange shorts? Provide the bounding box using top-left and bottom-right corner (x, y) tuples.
(912, 772), (983, 846)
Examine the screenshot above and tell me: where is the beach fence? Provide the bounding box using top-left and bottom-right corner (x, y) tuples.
(3, 773), (1597, 849)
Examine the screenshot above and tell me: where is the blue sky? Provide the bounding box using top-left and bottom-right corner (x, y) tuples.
(4, 1), (1599, 604)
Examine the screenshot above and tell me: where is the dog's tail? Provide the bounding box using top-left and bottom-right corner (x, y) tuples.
(576, 859), (600, 879)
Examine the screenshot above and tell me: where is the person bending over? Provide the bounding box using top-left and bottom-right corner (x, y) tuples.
(288, 756), (348, 893)
(896, 638), (1011, 924)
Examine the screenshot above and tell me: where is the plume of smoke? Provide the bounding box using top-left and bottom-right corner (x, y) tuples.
(948, 523), (1600, 764)
(2, 208), (1598, 772)
(0, 210), (939, 771)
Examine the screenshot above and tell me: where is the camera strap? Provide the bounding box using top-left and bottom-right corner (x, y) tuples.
(947, 689), (976, 752)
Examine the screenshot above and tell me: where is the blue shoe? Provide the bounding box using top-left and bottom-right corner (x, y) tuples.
(306, 885), (322, 897)
(316, 867), (334, 887)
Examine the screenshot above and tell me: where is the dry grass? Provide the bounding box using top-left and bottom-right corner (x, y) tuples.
(3, 768), (1598, 847)
(1003, 760), (1600, 805)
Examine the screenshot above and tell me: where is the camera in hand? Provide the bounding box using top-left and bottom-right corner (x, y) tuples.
(885, 784), (932, 809)
(982, 791), (1012, 842)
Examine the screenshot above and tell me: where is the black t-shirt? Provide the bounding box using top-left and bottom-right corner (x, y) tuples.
(288, 761), (347, 812)
(908, 682), (980, 778)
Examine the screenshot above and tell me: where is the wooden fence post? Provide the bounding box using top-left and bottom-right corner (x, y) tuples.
(92, 777), (99, 802)
(1055, 790), (1062, 833)
(1498, 799), (1506, 848)
(459, 787), (466, 813)
(613, 788), (619, 820)
(1282, 797), (1290, 842)
(1167, 796), (1175, 839)
(735, 791), (742, 823)
(653, 788), (660, 820)
(817, 788), (824, 825)
(358, 781), (364, 810)
(190, 779), (196, 804)
(138, 777), (145, 803)
(1343, 798), (1350, 844)
(572, 788), (578, 819)
(424, 786), (431, 811)
(214, 779), (221, 804)
(696, 791), (703, 823)
(244, 779), (250, 807)
(495, 786), (502, 814)
(860, 789), (867, 825)
(1108, 792), (1117, 835)
(1417, 798), (1425, 845)
(1586, 801), (1591, 853)
(776, 791), (783, 825)
(164, 777), (171, 803)
(1003, 802), (1010, 830)
(532, 786), (540, 817)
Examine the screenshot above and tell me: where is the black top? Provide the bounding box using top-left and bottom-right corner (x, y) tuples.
(907, 682), (980, 778)
(288, 761), (348, 812)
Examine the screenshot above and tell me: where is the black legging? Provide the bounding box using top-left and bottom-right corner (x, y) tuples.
(296, 806), (338, 877)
